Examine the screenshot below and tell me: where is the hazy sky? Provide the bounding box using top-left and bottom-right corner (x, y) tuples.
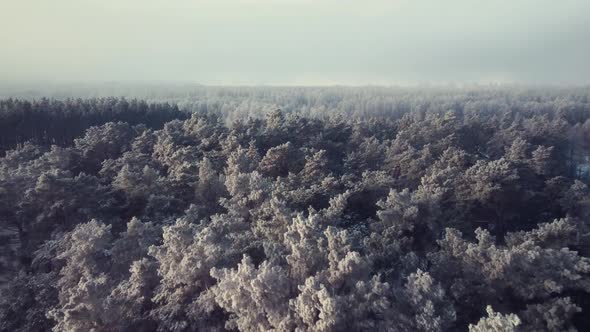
(1, 0), (589, 85)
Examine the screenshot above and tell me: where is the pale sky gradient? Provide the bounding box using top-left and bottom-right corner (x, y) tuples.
(1, 0), (589, 85)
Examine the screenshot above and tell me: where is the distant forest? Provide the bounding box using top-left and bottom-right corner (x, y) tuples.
(1, 87), (590, 331)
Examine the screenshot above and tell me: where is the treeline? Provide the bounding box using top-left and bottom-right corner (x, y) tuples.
(0, 98), (188, 155)
(5, 83), (590, 120)
(0, 92), (589, 331)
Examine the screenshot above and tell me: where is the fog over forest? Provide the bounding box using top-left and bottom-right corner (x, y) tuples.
(2, 0), (590, 331)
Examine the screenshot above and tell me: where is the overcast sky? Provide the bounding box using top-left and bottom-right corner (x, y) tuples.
(1, 0), (589, 85)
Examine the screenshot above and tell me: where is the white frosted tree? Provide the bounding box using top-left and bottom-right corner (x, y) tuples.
(469, 306), (520, 332)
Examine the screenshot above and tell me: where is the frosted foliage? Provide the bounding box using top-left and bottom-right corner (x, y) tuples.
(149, 214), (253, 331)
(505, 137), (530, 162)
(105, 258), (159, 330)
(376, 188), (419, 234)
(290, 277), (340, 332)
(404, 270), (456, 332)
(520, 297), (581, 332)
(433, 226), (590, 300)
(259, 142), (295, 178)
(531, 145), (554, 175)
(47, 220), (113, 332)
(113, 165), (163, 199)
(2, 90), (590, 331)
(111, 217), (160, 273)
(195, 157), (226, 212)
(289, 273), (398, 331)
(469, 306), (521, 332)
(461, 158), (519, 203)
(504, 218), (579, 249)
(210, 256), (292, 331)
(301, 150), (328, 184)
(226, 145), (259, 175)
(284, 213), (327, 282)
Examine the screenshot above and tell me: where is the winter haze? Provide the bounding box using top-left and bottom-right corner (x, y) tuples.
(1, 0), (590, 85)
(2, 1), (590, 332)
